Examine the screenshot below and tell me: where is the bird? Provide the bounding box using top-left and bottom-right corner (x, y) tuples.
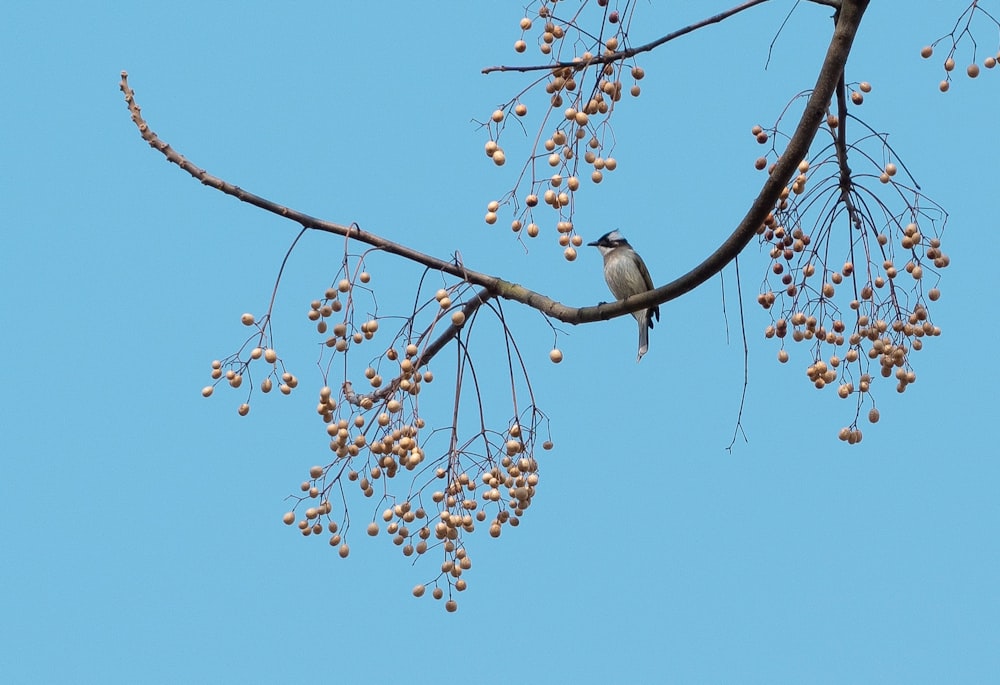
(587, 230), (660, 362)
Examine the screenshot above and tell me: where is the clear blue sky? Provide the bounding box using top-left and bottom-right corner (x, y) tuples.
(3, 2), (998, 683)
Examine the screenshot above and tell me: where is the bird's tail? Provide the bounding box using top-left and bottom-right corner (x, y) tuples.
(637, 311), (650, 362)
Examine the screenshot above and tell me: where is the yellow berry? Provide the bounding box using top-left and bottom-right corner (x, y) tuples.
(944, 57), (956, 71)
(451, 311), (466, 326)
(240, 313), (255, 326)
(514, 40), (527, 53)
(338, 543), (350, 558)
(238, 403), (250, 416)
(563, 247), (577, 261)
(492, 150), (506, 166)
(859, 81), (872, 93)
(549, 348), (563, 363)
(491, 109), (504, 123)
(939, 80), (950, 92)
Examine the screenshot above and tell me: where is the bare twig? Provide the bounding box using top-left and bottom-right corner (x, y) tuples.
(726, 255), (750, 452)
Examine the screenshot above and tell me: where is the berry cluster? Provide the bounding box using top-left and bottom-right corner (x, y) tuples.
(751, 85), (949, 442)
(482, 1), (643, 260)
(200, 312), (299, 416)
(255, 255), (553, 610)
(920, 2), (1000, 92)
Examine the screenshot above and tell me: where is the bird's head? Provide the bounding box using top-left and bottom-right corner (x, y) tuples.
(587, 230), (631, 251)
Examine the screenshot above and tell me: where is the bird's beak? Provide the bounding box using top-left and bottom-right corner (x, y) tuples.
(586, 239), (599, 247)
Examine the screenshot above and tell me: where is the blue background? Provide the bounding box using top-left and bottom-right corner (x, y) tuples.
(3, 2), (998, 683)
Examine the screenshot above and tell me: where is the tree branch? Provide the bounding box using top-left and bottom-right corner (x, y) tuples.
(119, 0), (867, 330)
(588, 0), (869, 321)
(482, 0), (772, 75)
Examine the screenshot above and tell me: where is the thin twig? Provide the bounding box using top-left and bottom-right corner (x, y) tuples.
(726, 255), (750, 451)
(482, 0), (771, 74)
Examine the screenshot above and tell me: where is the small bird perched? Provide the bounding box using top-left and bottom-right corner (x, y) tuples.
(587, 230), (660, 362)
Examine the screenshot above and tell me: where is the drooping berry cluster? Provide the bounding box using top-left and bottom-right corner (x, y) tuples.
(210, 252), (555, 611)
(919, 1), (1000, 92)
(200, 312), (299, 416)
(482, 1), (644, 261)
(751, 84), (949, 442)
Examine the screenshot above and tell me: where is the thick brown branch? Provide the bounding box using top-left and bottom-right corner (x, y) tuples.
(580, 0), (869, 321)
(120, 0), (867, 330)
(835, 70), (853, 192)
(482, 0), (771, 75)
